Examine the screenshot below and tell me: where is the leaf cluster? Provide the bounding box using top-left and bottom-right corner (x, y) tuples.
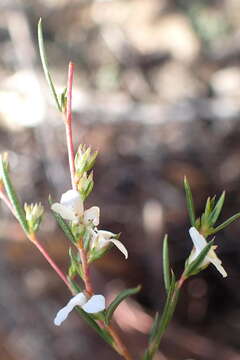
(184, 177), (240, 237)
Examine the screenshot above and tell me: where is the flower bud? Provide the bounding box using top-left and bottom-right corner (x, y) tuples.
(75, 145), (98, 178)
(24, 202), (44, 233)
(77, 171), (94, 199)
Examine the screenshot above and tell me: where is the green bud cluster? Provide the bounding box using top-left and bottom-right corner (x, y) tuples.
(24, 202), (44, 233)
(74, 145), (98, 200)
(184, 176), (240, 237)
(75, 145), (98, 178)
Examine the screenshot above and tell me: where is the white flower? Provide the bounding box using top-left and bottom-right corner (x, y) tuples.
(189, 227), (227, 278)
(92, 230), (128, 259)
(24, 202), (44, 222)
(51, 189), (99, 225)
(54, 292), (106, 326)
(84, 206), (99, 226)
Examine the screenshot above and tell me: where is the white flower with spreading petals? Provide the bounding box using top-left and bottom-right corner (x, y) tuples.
(189, 227), (227, 278)
(54, 292), (106, 326)
(51, 189), (99, 225)
(92, 230), (128, 259)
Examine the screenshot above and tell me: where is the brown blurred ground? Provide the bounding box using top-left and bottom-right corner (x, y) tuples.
(1, 1), (240, 359)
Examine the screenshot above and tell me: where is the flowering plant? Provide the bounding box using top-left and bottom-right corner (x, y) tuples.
(0, 19), (240, 360)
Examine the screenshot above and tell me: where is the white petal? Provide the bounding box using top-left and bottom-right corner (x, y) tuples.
(97, 230), (116, 241)
(61, 190), (83, 216)
(189, 227), (207, 252)
(82, 295), (106, 313)
(54, 292), (87, 326)
(110, 239), (128, 259)
(51, 203), (77, 221)
(211, 258), (227, 277)
(207, 248), (227, 278)
(188, 248), (198, 263)
(84, 206), (100, 226)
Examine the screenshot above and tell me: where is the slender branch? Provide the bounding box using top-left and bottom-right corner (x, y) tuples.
(77, 238), (94, 296)
(76, 239), (134, 360)
(1, 188), (133, 359)
(65, 62), (76, 190)
(0, 188), (73, 293)
(0, 189), (16, 215)
(107, 323), (134, 360)
(1, 62), (133, 359)
(63, 62), (134, 359)
(145, 275), (186, 359)
(29, 233), (73, 292)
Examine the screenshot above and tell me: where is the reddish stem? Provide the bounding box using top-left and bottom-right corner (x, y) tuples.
(0, 190), (15, 214)
(107, 324), (134, 360)
(0, 189), (73, 293)
(65, 62), (76, 190)
(78, 245), (94, 296)
(76, 239), (133, 359)
(30, 233), (73, 292)
(0, 189), (133, 359)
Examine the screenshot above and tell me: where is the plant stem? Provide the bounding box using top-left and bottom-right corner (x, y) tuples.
(107, 323), (134, 360)
(29, 233), (73, 292)
(0, 188), (73, 293)
(0, 189), (16, 215)
(145, 275), (186, 359)
(76, 238), (134, 360)
(62, 62), (133, 359)
(77, 238), (94, 296)
(65, 62), (76, 190)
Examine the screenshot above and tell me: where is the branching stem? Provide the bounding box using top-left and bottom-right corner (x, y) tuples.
(0, 188), (73, 292)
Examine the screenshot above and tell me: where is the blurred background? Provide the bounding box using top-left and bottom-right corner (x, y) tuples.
(1, 0), (240, 359)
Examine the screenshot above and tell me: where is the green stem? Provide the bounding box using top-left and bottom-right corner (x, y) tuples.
(144, 277), (185, 360)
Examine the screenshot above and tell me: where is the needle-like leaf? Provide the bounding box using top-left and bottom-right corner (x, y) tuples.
(105, 285), (141, 325)
(162, 234), (170, 292)
(0, 156), (29, 234)
(184, 176), (196, 226)
(184, 240), (214, 277)
(38, 18), (62, 112)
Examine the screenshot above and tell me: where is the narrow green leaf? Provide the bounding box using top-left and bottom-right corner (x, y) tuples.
(184, 240), (214, 277)
(105, 285), (141, 325)
(208, 191), (225, 226)
(0, 157), (29, 234)
(145, 273), (177, 359)
(195, 217), (201, 230)
(209, 213), (240, 235)
(88, 244), (112, 263)
(184, 176), (196, 226)
(38, 18), (62, 112)
(67, 277), (82, 293)
(49, 195), (76, 244)
(204, 197), (211, 217)
(76, 306), (113, 346)
(162, 235), (170, 292)
(201, 197), (211, 227)
(143, 352), (151, 360)
(148, 312), (159, 344)
(68, 247), (83, 278)
(210, 195), (216, 209)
